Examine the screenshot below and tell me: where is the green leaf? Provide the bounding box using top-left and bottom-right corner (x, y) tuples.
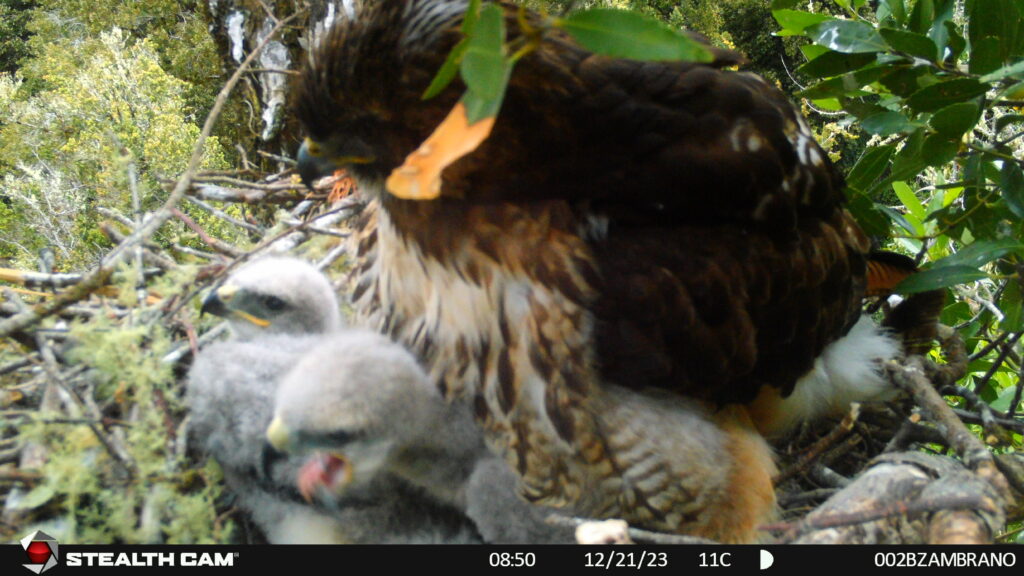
(908, 0), (935, 34)
(940, 238), (1024, 268)
(943, 20), (967, 62)
(1000, 161), (1024, 218)
(970, 36), (1004, 75)
(968, 0), (1024, 65)
(422, 39), (469, 100)
(879, 205), (918, 234)
(772, 10), (834, 36)
(905, 78), (988, 112)
(879, 28), (937, 61)
(895, 265), (988, 293)
(995, 113), (1024, 132)
(422, 0), (481, 100)
(558, 9), (713, 62)
(921, 134), (959, 166)
(847, 145), (895, 191)
(463, 81), (507, 124)
(980, 59), (1024, 83)
(891, 129), (928, 180)
(797, 51), (877, 79)
(879, 66), (931, 97)
(798, 66), (886, 99)
(460, 4), (508, 101)
(861, 110), (916, 136)
(926, 0), (956, 57)
(929, 102), (979, 138)
(800, 44), (829, 61)
(878, 0), (907, 27)
(462, 0), (481, 34)
(807, 19), (889, 53)
(1001, 278), (1024, 332)
(990, 380), (1022, 412)
(847, 192), (892, 236)
(893, 181), (926, 221)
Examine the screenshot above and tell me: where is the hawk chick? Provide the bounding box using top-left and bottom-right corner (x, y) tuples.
(188, 256), (479, 543)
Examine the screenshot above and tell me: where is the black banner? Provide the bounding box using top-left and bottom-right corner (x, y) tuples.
(2, 545), (1021, 574)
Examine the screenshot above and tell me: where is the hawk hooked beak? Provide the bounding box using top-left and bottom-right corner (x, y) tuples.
(200, 284), (271, 328)
(296, 138), (375, 190)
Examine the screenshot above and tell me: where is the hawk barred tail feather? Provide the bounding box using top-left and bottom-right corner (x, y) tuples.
(295, 0), (919, 541)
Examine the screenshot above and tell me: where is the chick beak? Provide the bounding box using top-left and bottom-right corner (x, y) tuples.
(266, 416), (291, 451)
(200, 284), (237, 318)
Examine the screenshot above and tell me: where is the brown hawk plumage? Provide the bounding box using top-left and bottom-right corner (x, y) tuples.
(295, 0), (892, 542)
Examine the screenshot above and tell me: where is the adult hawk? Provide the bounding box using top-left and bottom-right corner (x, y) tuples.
(296, 0), (899, 541)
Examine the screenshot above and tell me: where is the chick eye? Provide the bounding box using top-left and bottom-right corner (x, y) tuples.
(264, 296), (287, 311)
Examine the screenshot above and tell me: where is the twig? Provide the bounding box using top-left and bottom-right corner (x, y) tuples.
(950, 408), (1024, 432)
(0, 358), (33, 376)
(125, 146), (148, 310)
(778, 488), (840, 509)
(184, 196), (263, 234)
(171, 208), (245, 257)
(775, 406), (859, 484)
(98, 223), (178, 270)
(971, 332), (1022, 394)
(810, 464), (852, 488)
(189, 183), (313, 204)
(0, 268), (91, 290)
(885, 356), (1012, 500)
(969, 331), (1010, 362)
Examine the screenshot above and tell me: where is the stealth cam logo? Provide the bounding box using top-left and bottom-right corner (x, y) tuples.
(20, 530), (58, 574)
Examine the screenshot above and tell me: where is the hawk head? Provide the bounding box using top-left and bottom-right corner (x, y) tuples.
(295, 0), (469, 190)
(201, 257), (341, 340)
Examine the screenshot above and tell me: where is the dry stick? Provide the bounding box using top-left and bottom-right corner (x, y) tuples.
(1005, 361), (1023, 419)
(96, 206), (135, 228)
(98, 223), (178, 271)
(189, 183), (313, 204)
(189, 174), (307, 190)
(0, 11), (300, 340)
(885, 356), (1012, 501)
(774, 405), (860, 484)
(765, 493), (996, 534)
(950, 408), (1024, 433)
(972, 332), (1022, 394)
(778, 488), (839, 509)
(969, 331), (1010, 362)
(171, 208), (245, 257)
(0, 268), (90, 290)
(884, 420), (950, 452)
(184, 195), (263, 234)
(0, 358), (33, 376)
(124, 146), (148, 311)
(256, 149), (297, 165)
(946, 384), (1016, 441)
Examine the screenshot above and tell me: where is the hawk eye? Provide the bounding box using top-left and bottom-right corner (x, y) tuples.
(264, 296), (287, 311)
